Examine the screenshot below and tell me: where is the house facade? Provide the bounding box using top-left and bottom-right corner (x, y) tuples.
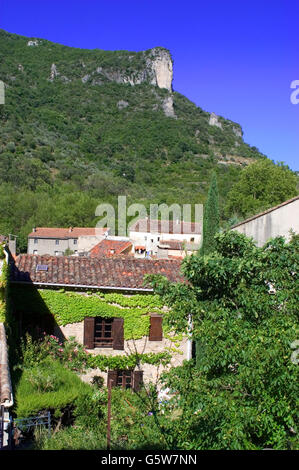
(27, 227), (110, 256)
(129, 219), (201, 258)
(10, 255), (191, 390)
(231, 196), (299, 247)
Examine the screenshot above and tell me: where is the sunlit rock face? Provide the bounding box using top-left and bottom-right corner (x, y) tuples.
(89, 47), (173, 91)
(209, 112), (222, 129)
(148, 48), (173, 91)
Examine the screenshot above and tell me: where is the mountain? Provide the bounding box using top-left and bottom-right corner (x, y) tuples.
(0, 29), (266, 250)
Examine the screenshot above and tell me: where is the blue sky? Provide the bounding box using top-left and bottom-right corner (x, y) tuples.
(1, 0), (298, 170)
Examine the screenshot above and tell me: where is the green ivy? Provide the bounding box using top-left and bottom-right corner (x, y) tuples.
(10, 286), (165, 340)
(0, 254), (8, 322)
(86, 351), (172, 371)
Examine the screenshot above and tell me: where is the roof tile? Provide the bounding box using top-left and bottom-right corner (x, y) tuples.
(11, 255), (184, 291)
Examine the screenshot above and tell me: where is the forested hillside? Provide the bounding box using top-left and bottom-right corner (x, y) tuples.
(0, 29), (277, 251)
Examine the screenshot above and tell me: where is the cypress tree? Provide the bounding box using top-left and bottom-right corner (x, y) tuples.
(199, 171), (220, 256)
(195, 172), (220, 367)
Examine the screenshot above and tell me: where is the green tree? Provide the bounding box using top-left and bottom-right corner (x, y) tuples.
(199, 171), (220, 256)
(146, 231), (299, 449)
(225, 160), (297, 219)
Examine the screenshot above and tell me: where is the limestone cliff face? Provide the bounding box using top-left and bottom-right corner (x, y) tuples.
(41, 45), (173, 92)
(209, 112), (222, 129)
(147, 48), (173, 91)
(73, 47), (174, 91)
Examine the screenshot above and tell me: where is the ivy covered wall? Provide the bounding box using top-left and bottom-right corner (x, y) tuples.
(10, 286), (167, 340)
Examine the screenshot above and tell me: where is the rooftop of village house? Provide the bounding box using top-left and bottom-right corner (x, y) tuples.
(129, 218), (201, 234)
(28, 227), (110, 239)
(10, 254), (184, 291)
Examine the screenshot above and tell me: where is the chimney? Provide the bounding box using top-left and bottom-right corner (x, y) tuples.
(69, 227), (73, 233)
(8, 235), (16, 257)
(33, 227), (36, 232)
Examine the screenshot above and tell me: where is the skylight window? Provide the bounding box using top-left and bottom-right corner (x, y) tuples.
(36, 264), (48, 272)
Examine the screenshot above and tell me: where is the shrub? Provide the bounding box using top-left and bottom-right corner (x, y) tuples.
(15, 359), (92, 417)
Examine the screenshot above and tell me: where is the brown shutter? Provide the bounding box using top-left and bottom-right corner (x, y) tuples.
(133, 370), (143, 392)
(107, 370), (118, 388)
(84, 317), (95, 349)
(149, 314), (163, 341)
(112, 317), (124, 350)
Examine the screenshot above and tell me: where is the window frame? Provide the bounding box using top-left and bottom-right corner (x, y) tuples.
(94, 317), (114, 348)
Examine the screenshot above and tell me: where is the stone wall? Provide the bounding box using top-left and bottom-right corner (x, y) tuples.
(54, 321), (189, 388)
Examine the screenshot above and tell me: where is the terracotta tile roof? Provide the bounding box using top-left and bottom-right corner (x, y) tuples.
(129, 219), (201, 235)
(90, 239), (132, 257)
(230, 195), (299, 229)
(28, 227), (109, 239)
(11, 255), (184, 291)
(0, 323), (13, 407)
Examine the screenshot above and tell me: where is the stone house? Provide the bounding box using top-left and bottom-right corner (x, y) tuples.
(10, 255), (191, 391)
(27, 227), (110, 256)
(129, 219), (201, 258)
(231, 196), (299, 247)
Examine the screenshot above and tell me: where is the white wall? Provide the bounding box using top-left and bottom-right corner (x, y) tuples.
(129, 230), (201, 255)
(232, 198), (299, 247)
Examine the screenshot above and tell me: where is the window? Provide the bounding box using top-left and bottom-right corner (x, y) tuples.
(34, 239), (38, 244)
(107, 369), (143, 391)
(36, 264), (48, 272)
(84, 317), (124, 350)
(149, 314), (163, 341)
(190, 237), (195, 242)
(55, 239), (59, 245)
(94, 317), (113, 348)
(117, 370), (133, 389)
(73, 239), (77, 245)
(33, 250), (38, 255)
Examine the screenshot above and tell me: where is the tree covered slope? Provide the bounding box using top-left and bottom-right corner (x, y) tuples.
(0, 29), (268, 249)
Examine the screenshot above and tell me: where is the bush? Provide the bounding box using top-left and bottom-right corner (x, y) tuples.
(15, 359), (92, 417)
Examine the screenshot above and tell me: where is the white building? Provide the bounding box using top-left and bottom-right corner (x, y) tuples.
(129, 219), (201, 258)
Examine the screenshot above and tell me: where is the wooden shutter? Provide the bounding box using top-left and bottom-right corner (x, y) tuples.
(133, 370), (143, 392)
(149, 314), (163, 341)
(107, 370), (118, 388)
(83, 317), (95, 349)
(112, 317), (124, 350)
